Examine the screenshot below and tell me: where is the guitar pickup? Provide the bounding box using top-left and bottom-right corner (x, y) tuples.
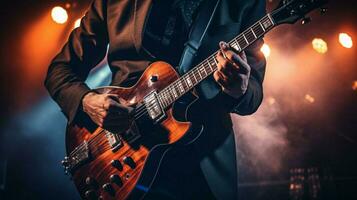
(143, 91), (166, 123)
(105, 130), (123, 152)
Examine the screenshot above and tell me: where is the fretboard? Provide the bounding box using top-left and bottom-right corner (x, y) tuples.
(158, 14), (275, 109)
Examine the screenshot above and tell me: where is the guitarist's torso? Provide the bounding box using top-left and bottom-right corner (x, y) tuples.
(104, 0), (255, 88)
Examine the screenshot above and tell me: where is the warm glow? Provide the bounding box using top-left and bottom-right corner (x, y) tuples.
(305, 94), (315, 103)
(51, 6), (68, 24)
(352, 81), (357, 91)
(312, 38), (328, 54)
(261, 44), (271, 58)
(74, 18), (81, 29)
(339, 33), (353, 48)
(20, 11), (69, 104)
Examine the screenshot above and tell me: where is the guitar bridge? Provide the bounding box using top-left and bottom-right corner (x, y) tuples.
(105, 130), (123, 152)
(62, 141), (90, 175)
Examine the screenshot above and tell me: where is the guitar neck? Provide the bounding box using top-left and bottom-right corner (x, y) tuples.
(158, 14), (275, 109)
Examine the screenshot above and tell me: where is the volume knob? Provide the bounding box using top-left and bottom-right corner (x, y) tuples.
(110, 174), (123, 187)
(102, 183), (115, 196)
(111, 159), (123, 171)
(85, 177), (98, 189)
(123, 156), (136, 169)
(84, 190), (97, 200)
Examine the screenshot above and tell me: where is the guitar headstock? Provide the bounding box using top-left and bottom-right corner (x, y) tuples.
(271, 0), (328, 25)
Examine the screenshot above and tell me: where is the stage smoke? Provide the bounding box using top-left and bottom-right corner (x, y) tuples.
(232, 99), (288, 177)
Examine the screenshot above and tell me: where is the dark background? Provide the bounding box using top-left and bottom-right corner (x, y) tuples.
(0, 0), (356, 199)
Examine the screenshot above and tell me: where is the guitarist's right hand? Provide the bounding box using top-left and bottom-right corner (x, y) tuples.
(82, 92), (133, 133)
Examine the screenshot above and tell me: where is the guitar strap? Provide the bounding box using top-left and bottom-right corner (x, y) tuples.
(178, 0), (220, 74)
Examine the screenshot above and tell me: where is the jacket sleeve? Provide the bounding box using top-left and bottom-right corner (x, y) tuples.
(44, 0), (108, 124)
(213, 0), (267, 115)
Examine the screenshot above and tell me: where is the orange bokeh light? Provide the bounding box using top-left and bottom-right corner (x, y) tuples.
(261, 43), (271, 58)
(74, 18), (81, 29)
(312, 38), (328, 54)
(51, 6), (68, 24)
(339, 33), (353, 48)
(352, 81), (357, 91)
(18, 11), (70, 108)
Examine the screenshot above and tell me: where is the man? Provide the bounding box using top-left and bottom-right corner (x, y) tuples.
(45, 0), (266, 199)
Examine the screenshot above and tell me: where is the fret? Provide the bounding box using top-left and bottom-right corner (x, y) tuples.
(181, 77), (188, 91)
(167, 89), (173, 102)
(230, 41), (237, 50)
(267, 13), (275, 26)
(158, 93), (165, 108)
(172, 86), (178, 98)
(204, 65), (209, 76)
(199, 65), (206, 77)
(196, 68), (202, 80)
(245, 29), (256, 43)
(190, 72), (197, 85)
(258, 21), (265, 32)
(237, 36), (248, 49)
(232, 40), (240, 52)
(250, 28), (257, 38)
(193, 70), (200, 82)
(212, 57), (218, 67)
(253, 23), (265, 37)
(242, 34), (249, 44)
(261, 15), (274, 30)
(177, 80), (185, 94)
(207, 59), (213, 72)
(234, 38), (241, 51)
(163, 93), (169, 107)
(185, 75), (193, 87)
(158, 92), (165, 107)
(163, 91), (169, 106)
(171, 87), (177, 99)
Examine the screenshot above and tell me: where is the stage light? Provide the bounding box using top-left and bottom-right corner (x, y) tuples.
(352, 81), (357, 91)
(74, 18), (81, 29)
(305, 94), (315, 104)
(339, 33), (353, 48)
(261, 44), (271, 58)
(312, 38), (328, 54)
(51, 6), (68, 24)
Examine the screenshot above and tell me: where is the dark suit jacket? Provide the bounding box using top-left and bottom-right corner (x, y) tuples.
(45, 0), (266, 199)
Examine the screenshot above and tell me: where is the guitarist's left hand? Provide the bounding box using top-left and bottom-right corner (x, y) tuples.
(214, 41), (251, 99)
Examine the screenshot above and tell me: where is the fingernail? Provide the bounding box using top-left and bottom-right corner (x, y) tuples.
(219, 41), (228, 49)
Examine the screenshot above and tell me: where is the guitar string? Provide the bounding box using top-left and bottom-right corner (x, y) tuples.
(72, 104), (152, 158)
(69, 55), (232, 159)
(152, 17), (269, 108)
(69, 105), (149, 157)
(68, 104), (145, 157)
(85, 107), (149, 149)
(68, 16), (270, 159)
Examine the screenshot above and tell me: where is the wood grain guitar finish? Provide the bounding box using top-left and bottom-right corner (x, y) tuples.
(65, 62), (194, 199)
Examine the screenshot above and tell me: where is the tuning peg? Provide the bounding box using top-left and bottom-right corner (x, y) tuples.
(61, 160), (67, 166)
(320, 7), (327, 14)
(301, 16), (312, 25)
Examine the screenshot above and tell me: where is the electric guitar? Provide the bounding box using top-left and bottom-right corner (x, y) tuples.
(62, 0), (328, 199)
